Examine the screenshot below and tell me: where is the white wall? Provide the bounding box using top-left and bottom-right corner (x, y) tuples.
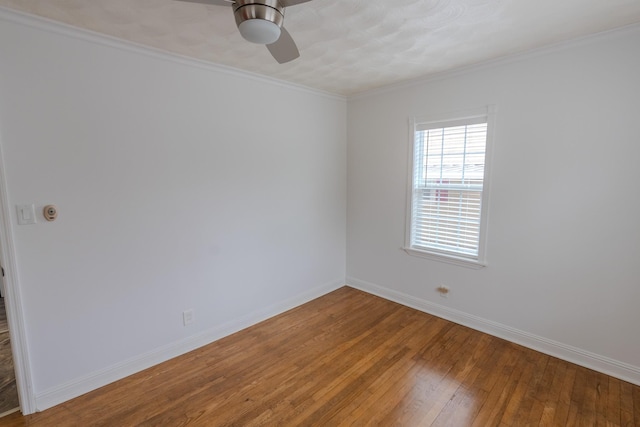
(2, 6), (639, 414)
(0, 11), (346, 408)
(347, 26), (640, 382)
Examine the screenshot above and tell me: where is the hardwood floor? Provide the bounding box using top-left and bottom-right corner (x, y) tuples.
(0, 298), (19, 417)
(1, 287), (639, 426)
(0, 300), (6, 331)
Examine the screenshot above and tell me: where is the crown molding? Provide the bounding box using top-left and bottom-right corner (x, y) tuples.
(350, 22), (640, 100)
(0, 6), (345, 101)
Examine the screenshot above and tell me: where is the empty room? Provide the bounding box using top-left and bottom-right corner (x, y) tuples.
(0, 0), (639, 425)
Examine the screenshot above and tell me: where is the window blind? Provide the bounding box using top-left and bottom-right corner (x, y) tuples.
(410, 120), (488, 259)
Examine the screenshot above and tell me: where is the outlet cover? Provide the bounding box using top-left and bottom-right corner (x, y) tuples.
(17, 204), (36, 225)
(183, 309), (194, 326)
(437, 286), (450, 298)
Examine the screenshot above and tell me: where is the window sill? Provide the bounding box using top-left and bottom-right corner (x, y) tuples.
(403, 247), (486, 269)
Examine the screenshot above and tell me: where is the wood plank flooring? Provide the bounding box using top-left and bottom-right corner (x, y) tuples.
(0, 297), (19, 417)
(0, 300), (7, 332)
(2, 287), (639, 426)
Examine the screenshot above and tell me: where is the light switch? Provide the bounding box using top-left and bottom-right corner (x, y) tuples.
(16, 204), (36, 225)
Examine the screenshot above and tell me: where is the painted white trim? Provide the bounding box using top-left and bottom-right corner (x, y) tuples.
(0, 6), (344, 102)
(404, 106), (495, 268)
(0, 135), (36, 414)
(2, 5), (638, 102)
(346, 276), (640, 387)
(34, 278), (345, 412)
(402, 247), (486, 269)
(0, 407), (20, 418)
(350, 22), (640, 99)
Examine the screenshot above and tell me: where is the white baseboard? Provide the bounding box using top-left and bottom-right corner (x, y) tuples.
(34, 279), (345, 412)
(346, 276), (640, 387)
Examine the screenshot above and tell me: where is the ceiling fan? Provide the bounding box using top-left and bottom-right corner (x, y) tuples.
(177, 0), (313, 64)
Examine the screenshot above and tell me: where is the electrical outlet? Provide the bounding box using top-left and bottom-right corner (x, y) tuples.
(436, 286), (450, 298)
(183, 309), (194, 326)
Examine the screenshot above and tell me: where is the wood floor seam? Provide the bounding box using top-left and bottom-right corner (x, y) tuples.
(1, 287), (638, 426)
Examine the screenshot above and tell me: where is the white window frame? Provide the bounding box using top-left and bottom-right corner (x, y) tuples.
(404, 106), (496, 268)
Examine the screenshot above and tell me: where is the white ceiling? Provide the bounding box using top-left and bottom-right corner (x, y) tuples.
(2, 0), (640, 95)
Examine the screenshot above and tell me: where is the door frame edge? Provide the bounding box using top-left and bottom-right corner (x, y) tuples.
(0, 139), (36, 415)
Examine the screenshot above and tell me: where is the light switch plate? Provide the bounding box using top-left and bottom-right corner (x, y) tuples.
(16, 204), (36, 225)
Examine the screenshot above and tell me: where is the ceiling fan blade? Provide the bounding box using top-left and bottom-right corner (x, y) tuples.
(175, 0), (234, 6)
(266, 27), (300, 64)
(280, 0), (313, 6)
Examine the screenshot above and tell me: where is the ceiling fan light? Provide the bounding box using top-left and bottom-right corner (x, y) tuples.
(238, 19), (281, 45)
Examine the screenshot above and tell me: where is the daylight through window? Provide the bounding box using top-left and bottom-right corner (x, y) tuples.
(407, 108), (493, 265)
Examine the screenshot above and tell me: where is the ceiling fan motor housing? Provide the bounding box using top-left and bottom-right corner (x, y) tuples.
(234, 0), (284, 44)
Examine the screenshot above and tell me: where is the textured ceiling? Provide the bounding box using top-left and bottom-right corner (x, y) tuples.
(2, 0), (640, 95)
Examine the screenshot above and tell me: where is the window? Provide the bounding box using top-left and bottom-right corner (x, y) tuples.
(405, 107), (494, 267)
